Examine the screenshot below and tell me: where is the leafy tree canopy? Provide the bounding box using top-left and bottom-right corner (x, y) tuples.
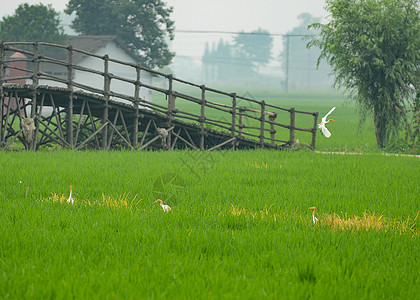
(65, 0), (175, 68)
(233, 28), (273, 69)
(0, 3), (67, 44)
(309, 0), (420, 148)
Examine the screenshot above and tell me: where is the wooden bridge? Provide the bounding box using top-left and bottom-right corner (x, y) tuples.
(0, 41), (319, 151)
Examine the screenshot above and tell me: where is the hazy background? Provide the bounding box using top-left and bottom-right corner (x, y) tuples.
(0, 0), (332, 90)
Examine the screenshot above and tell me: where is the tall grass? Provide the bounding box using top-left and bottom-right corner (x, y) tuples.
(1, 150), (419, 299)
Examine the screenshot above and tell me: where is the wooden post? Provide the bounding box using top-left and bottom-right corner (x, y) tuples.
(0, 41), (4, 145)
(259, 100), (265, 148)
(66, 45), (74, 148)
(289, 107), (295, 146)
(238, 108), (244, 138)
(311, 112), (318, 149)
(231, 93), (236, 137)
(167, 75), (175, 112)
(133, 64), (141, 149)
(31, 42), (39, 118)
(102, 55), (110, 150)
(31, 42), (40, 150)
(269, 115), (276, 145)
(199, 85), (206, 151)
(167, 74), (174, 149)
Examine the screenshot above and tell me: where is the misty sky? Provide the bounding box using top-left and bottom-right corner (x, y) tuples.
(0, 0), (328, 64)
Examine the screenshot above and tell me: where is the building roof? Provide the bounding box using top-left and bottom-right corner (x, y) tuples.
(67, 35), (139, 65)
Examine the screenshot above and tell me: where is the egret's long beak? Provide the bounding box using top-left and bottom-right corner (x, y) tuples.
(329, 119), (335, 122)
(308, 206), (316, 210)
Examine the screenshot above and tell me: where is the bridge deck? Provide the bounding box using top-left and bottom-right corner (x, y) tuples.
(0, 41), (318, 151)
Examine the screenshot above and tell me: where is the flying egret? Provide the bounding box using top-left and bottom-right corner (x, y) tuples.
(154, 199), (171, 212)
(67, 185), (73, 204)
(318, 107), (336, 138)
(308, 206), (319, 224)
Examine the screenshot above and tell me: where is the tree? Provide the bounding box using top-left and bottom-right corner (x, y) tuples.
(280, 13), (331, 89)
(309, 0), (420, 148)
(65, 0), (175, 68)
(0, 3), (66, 44)
(232, 28), (273, 77)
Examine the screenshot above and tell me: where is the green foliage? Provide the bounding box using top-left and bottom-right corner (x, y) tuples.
(309, 0), (420, 148)
(233, 28), (273, 70)
(65, 0), (175, 68)
(0, 3), (67, 44)
(0, 150), (419, 298)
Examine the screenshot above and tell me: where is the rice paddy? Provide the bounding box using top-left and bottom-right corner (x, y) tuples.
(1, 91), (419, 299)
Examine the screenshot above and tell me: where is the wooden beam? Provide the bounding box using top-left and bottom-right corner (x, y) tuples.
(133, 64), (141, 149)
(259, 101), (266, 149)
(102, 55), (110, 150)
(67, 45), (74, 148)
(85, 100), (100, 149)
(0, 41), (4, 145)
(231, 93), (237, 138)
(74, 100), (86, 147)
(139, 119), (152, 147)
(36, 118), (71, 147)
(49, 93), (65, 141)
(289, 107), (295, 146)
(172, 129), (197, 150)
(170, 128), (181, 150)
(107, 109), (120, 150)
(76, 121), (109, 150)
(200, 85), (206, 150)
(311, 112), (318, 149)
(183, 127), (197, 149)
(207, 137), (236, 151)
(31, 42), (39, 119)
(118, 110), (131, 148)
(2, 90), (12, 141)
(108, 120), (134, 150)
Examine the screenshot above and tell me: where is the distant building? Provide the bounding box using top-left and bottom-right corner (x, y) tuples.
(2, 52), (27, 115)
(39, 35), (153, 104)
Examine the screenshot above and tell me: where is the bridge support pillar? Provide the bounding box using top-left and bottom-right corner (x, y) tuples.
(66, 94), (74, 148)
(66, 46), (74, 149)
(289, 107), (295, 146)
(102, 55), (110, 150)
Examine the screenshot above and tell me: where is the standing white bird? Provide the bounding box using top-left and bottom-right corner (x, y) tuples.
(67, 185), (73, 204)
(318, 107), (336, 138)
(154, 199), (171, 212)
(308, 206), (319, 224)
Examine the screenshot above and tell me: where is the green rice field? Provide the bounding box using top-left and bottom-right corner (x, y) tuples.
(1, 91), (419, 299)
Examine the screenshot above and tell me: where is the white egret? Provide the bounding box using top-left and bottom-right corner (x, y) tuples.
(308, 206), (319, 224)
(154, 199), (171, 212)
(318, 107), (336, 138)
(67, 185), (73, 204)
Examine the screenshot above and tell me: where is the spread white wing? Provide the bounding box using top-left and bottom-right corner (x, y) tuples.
(320, 125), (331, 138)
(322, 106), (336, 122)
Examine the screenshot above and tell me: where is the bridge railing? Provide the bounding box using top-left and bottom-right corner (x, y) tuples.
(0, 41), (319, 149)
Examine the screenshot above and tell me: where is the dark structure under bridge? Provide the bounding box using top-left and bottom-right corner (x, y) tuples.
(0, 41), (319, 151)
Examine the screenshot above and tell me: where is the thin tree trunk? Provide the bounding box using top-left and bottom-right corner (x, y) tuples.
(373, 106), (388, 148)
